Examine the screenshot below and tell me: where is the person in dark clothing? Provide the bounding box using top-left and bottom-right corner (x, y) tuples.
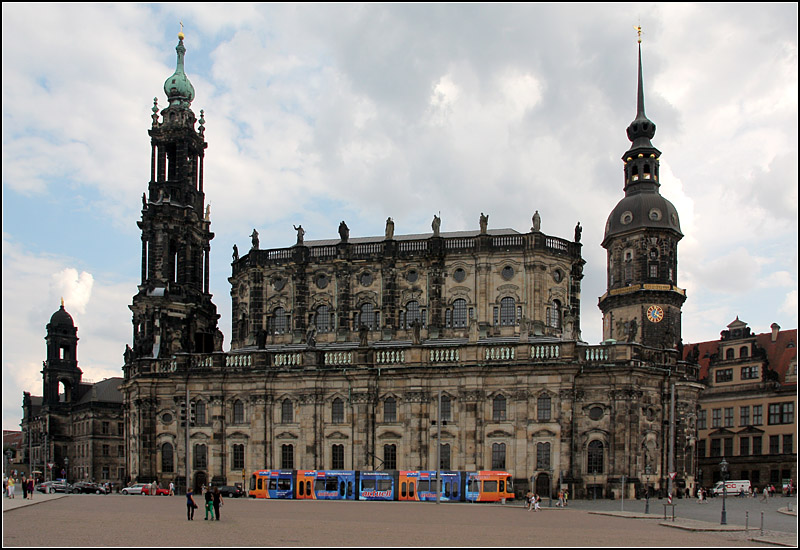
(212, 487), (223, 521)
(204, 487), (215, 520)
(186, 488), (197, 521)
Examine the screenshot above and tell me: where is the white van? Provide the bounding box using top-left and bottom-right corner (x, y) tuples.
(711, 479), (751, 496)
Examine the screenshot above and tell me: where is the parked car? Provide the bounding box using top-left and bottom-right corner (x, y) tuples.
(218, 485), (244, 498)
(71, 481), (109, 494)
(142, 486), (170, 496)
(121, 483), (149, 495)
(35, 480), (72, 494)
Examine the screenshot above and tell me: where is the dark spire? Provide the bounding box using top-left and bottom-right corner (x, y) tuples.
(625, 43), (657, 150)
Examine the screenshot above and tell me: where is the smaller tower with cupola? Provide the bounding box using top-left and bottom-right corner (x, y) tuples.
(598, 34), (686, 350)
(42, 299), (83, 406)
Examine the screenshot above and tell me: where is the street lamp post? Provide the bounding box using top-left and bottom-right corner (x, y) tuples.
(64, 457), (69, 484)
(720, 457), (728, 525)
(644, 465), (652, 514)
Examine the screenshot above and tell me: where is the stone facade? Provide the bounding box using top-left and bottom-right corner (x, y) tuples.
(120, 36), (701, 499)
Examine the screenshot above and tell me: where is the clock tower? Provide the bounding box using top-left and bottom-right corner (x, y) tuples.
(598, 40), (685, 349)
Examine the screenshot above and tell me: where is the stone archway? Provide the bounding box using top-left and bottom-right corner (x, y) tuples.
(194, 471), (207, 493)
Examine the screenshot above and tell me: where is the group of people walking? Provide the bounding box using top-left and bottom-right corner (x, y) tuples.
(4, 476), (35, 500)
(186, 485), (223, 521)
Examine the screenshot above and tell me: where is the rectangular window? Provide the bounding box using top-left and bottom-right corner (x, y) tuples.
(739, 406), (750, 426)
(753, 405), (763, 426)
(491, 443), (506, 470)
(724, 408), (734, 428)
(697, 439), (706, 458)
(715, 369), (733, 383)
(769, 435), (779, 455)
(710, 439), (721, 457)
(741, 366), (759, 380)
(768, 404), (781, 425)
(194, 445), (207, 469)
(103, 444), (110, 456)
(332, 444), (344, 469)
(724, 438), (733, 457)
(752, 436), (762, 455)
(102, 466), (109, 479)
(118, 445), (124, 457)
(783, 434), (793, 455)
(232, 444), (245, 470)
(384, 399), (397, 423)
(697, 410), (707, 430)
(102, 421), (110, 435)
(712, 409), (722, 428)
(281, 444), (294, 469)
(739, 437), (750, 456)
(649, 264), (658, 278)
(439, 443), (451, 470)
(383, 444), (397, 470)
(782, 402), (794, 424)
(118, 422), (124, 435)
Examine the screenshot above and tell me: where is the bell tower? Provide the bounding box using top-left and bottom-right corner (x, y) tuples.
(598, 34), (686, 349)
(128, 30), (219, 361)
(43, 299), (82, 406)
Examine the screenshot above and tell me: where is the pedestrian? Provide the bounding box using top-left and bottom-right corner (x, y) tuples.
(8, 476), (15, 499)
(21, 476), (28, 499)
(169, 481), (175, 496)
(186, 488), (197, 521)
(760, 486), (768, 502)
(204, 486), (215, 520)
(525, 491), (533, 511)
(212, 486), (223, 521)
(152, 479), (158, 496)
(27, 477), (34, 500)
(564, 489), (569, 507)
(533, 493), (541, 512)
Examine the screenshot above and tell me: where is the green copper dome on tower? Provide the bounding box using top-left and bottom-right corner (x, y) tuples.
(163, 32), (195, 106)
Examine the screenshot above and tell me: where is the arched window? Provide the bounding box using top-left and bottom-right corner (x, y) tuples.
(161, 442), (174, 473)
(491, 442), (506, 469)
(499, 297), (516, 326)
(315, 305), (332, 333)
(740, 346), (749, 358)
(269, 307), (288, 335)
(547, 300), (562, 329)
(233, 399), (245, 424)
(281, 444), (294, 469)
(726, 348), (734, 360)
(587, 440), (604, 474)
(232, 443), (244, 470)
(332, 398), (344, 424)
(452, 299), (467, 328)
(384, 397), (397, 423)
(537, 394), (551, 422)
(493, 395), (507, 421)
(359, 303), (379, 331)
(403, 301), (421, 329)
(281, 399), (293, 423)
(536, 442), (550, 470)
(195, 401), (206, 425)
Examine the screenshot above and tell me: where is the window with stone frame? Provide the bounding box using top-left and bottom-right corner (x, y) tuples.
(741, 366), (759, 380)
(491, 442), (506, 469)
(739, 406), (750, 426)
(281, 444), (294, 469)
(715, 368), (733, 383)
(712, 408), (722, 428)
(697, 409), (707, 430)
(492, 395), (507, 421)
(383, 397), (397, 423)
(194, 444), (207, 469)
(281, 399), (293, 424)
(537, 394), (552, 422)
(536, 442), (551, 470)
(724, 437), (733, 457)
(233, 399), (245, 424)
(440, 394), (451, 422)
(269, 307), (288, 334)
(383, 444), (397, 470)
(315, 305), (333, 333)
(752, 436), (762, 455)
(162, 442), (174, 473)
(724, 407), (734, 428)
(547, 300), (561, 329)
(783, 434), (793, 454)
(332, 398), (344, 424)
(403, 301), (421, 329)
(439, 443), (451, 470)
(358, 303), (379, 331)
(753, 405), (763, 425)
(499, 297), (516, 326)
(232, 443), (245, 470)
(587, 440), (603, 473)
(769, 435), (780, 454)
(332, 444), (344, 469)
(452, 299), (468, 329)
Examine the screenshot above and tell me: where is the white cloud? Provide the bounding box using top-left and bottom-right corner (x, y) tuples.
(51, 268), (94, 314)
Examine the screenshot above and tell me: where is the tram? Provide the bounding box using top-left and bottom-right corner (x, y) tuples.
(249, 469), (513, 503)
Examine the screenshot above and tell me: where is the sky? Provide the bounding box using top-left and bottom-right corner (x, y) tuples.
(2, 3), (797, 431)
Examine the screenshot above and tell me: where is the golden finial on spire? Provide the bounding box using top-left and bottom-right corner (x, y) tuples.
(61, 296), (64, 307)
(178, 21), (185, 41)
(634, 24), (642, 44)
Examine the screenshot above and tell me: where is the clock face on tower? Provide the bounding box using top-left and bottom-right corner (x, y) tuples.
(646, 305), (664, 323)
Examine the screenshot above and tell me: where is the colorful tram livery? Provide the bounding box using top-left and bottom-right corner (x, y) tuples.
(249, 469), (513, 503)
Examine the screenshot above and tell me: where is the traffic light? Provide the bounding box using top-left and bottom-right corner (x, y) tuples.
(179, 401), (186, 427)
(189, 401), (196, 426)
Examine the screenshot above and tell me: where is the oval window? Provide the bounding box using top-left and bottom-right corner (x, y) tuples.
(620, 211), (633, 225)
(589, 407), (603, 420)
(406, 270), (419, 283)
(316, 274), (329, 289)
(501, 266), (515, 280)
(453, 268), (466, 283)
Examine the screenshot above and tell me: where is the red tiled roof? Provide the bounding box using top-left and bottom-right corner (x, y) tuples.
(683, 327), (797, 385)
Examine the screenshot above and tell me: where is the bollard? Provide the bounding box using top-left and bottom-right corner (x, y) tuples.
(760, 511), (764, 534)
(745, 511), (748, 530)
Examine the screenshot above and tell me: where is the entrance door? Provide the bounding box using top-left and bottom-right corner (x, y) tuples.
(536, 473), (550, 498)
(194, 471), (207, 493)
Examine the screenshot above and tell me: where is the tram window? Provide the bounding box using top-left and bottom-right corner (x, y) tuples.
(417, 480), (428, 492)
(445, 482), (451, 497)
(499, 480), (505, 493)
(483, 480), (498, 492)
(409, 481), (415, 498)
(257, 478), (262, 490)
(315, 479), (325, 492)
(306, 482), (312, 496)
(377, 479), (392, 491)
(278, 479), (291, 491)
(347, 481), (353, 497)
(401, 482), (407, 498)
(362, 479), (375, 490)
(506, 477), (513, 492)
(269, 479), (277, 490)
(452, 484), (458, 498)
(326, 478), (338, 491)
(468, 479), (478, 492)
(339, 482), (345, 497)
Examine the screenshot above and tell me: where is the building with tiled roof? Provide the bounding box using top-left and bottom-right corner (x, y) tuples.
(683, 319), (797, 490)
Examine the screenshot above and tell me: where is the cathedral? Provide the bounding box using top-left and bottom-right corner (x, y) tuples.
(119, 32), (701, 498)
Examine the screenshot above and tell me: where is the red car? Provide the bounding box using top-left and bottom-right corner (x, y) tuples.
(142, 486), (170, 496)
